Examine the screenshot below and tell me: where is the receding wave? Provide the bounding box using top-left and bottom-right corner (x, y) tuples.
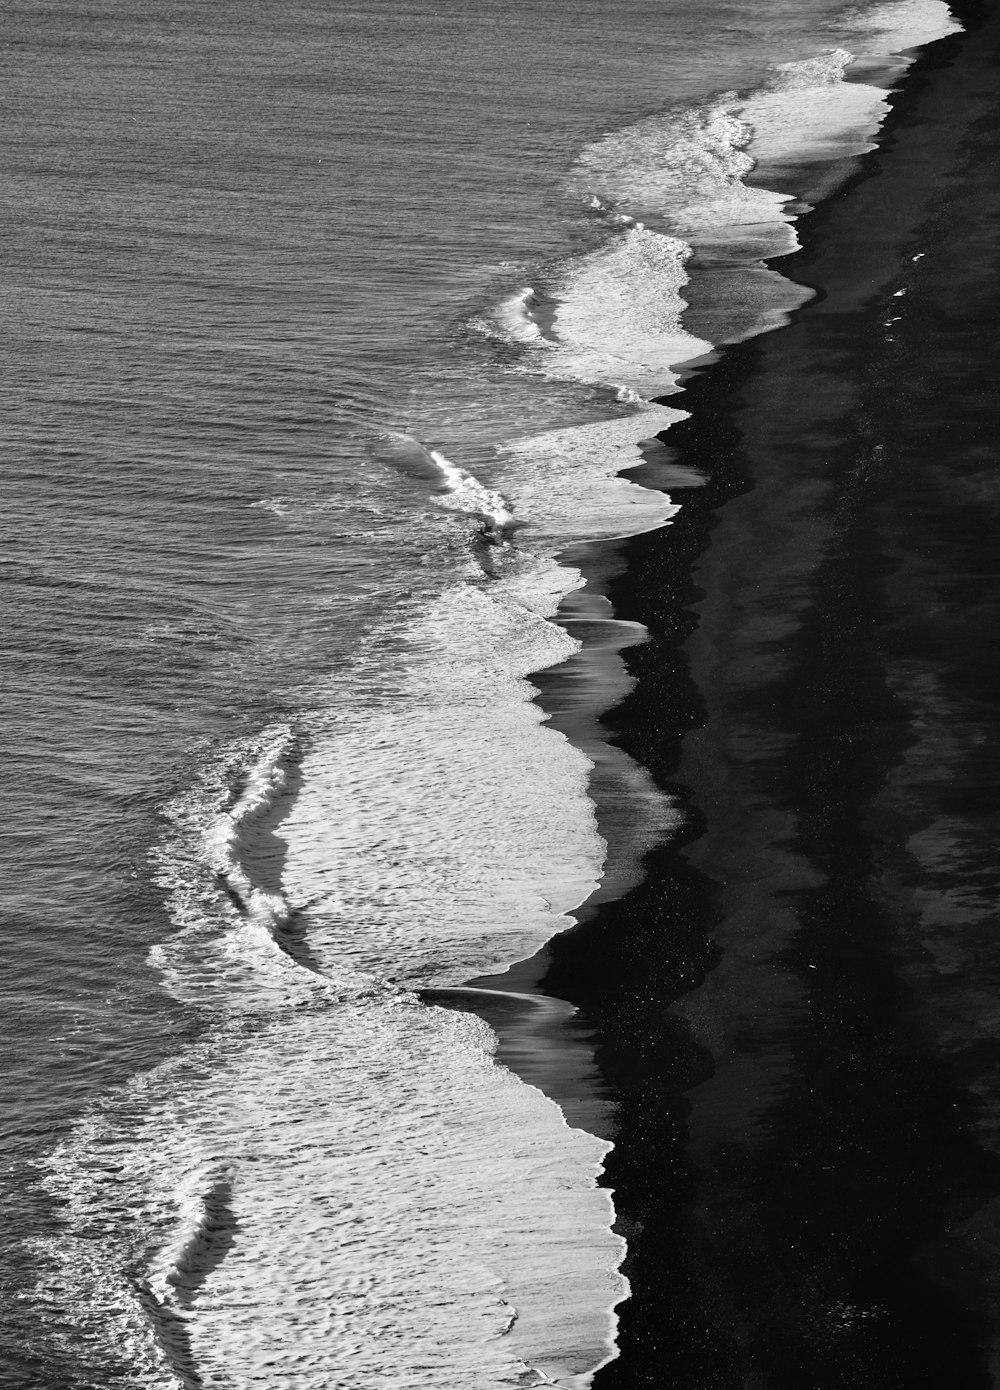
(283, 582), (601, 988)
(739, 48), (892, 195)
(469, 284), (549, 348)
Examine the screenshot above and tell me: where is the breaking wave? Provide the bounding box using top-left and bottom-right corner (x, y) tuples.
(496, 285), (546, 342)
(374, 430), (515, 535)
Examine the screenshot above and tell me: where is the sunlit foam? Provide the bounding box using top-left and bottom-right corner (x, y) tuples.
(428, 447), (515, 533)
(374, 431), (515, 533)
(495, 285), (545, 343)
(740, 49), (891, 177)
(541, 226), (713, 396)
(35, 1002), (626, 1390)
(93, 16), (984, 1384)
(565, 9), (958, 295)
(570, 99), (798, 261)
(838, 0), (961, 55)
(493, 404), (688, 551)
(282, 582), (603, 989)
(149, 727), (351, 1013)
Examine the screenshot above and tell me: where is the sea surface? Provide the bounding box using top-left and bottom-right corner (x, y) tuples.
(0, 1), (963, 1386)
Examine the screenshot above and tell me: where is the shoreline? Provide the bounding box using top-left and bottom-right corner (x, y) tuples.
(451, 3), (1000, 1386)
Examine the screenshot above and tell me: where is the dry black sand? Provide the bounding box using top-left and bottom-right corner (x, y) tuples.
(456, 3), (1000, 1386)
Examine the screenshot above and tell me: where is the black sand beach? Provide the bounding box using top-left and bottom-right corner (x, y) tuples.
(462, 3), (1000, 1385)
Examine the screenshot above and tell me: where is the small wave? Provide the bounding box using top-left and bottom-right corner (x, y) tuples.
(770, 46), (856, 89)
(587, 195), (635, 227)
(469, 284), (554, 350)
(428, 448), (515, 536)
(496, 285), (545, 343)
(203, 725), (296, 938)
(155, 1166), (238, 1309)
(250, 496), (292, 517)
(31, 1104), (194, 1389)
(375, 431), (514, 536)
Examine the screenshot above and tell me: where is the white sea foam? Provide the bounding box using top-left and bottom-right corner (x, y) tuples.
(428, 447), (515, 533)
(272, 413), (686, 995)
(568, 48), (894, 259)
(740, 49), (892, 180)
(543, 226), (713, 396)
(495, 285), (545, 343)
(272, 411), (685, 1011)
(202, 724), (294, 926)
(149, 727), (346, 1012)
(35, 1002), (625, 1390)
(563, 21), (957, 358)
(840, 0), (961, 55)
(126, 555), (625, 1389)
(513, 25), (949, 392)
(376, 431), (515, 533)
(571, 100), (798, 261)
(493, 404), (688, 550)
(283, 582), (602, 988)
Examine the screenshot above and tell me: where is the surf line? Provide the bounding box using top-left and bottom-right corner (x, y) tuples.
(409, 16), (974, 1383)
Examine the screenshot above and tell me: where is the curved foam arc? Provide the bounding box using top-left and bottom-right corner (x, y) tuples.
(536, 611), (686, 909)
(839, 0), (961, 54)
(571, 15), (960, 232)
(570, 100), (799, 260)
(554, 22), (958, 368)
(482, 403), (691, 939)
(566, 51), (894, 256)
(149, 726), (355, 1013)
(739, 49), (892, 178)
(281, 582), (604, 988)
(492, 404), (689, 550)
(544, 227), (713, 396)
(499, 547), (589, 619)
(37, 1004), (626, 1390)
(202, 724), (295, 924)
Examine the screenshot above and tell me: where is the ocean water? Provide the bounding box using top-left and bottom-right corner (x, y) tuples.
(0, 0), (961, 1386)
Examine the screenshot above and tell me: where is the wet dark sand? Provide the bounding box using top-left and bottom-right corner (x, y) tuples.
(467, 3), (1000, 1385)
